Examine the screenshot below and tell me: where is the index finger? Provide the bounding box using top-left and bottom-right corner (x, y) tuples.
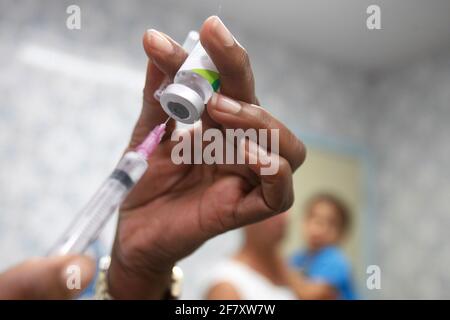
(200, 16), (257, 104)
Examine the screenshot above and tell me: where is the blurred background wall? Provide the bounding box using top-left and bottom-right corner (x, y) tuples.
(0, 0), (450, 299)
(369, 56), (450, 298)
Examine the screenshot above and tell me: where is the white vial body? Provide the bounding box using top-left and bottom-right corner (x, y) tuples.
(176, 42), (220, 99)
(160, 42), (220, 124)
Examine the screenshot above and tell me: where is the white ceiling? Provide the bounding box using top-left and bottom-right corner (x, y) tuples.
(168, 0), (450, 70)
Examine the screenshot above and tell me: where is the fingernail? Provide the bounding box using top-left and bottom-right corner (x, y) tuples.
(212, 93), (241, 114)
(211, 16), (235, 47)
(147, 29), (173, 55)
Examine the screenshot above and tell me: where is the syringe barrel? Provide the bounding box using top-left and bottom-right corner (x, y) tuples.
(49, 152), (148, 256)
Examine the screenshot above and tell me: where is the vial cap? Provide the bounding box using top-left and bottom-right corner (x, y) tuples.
(160, 83), (204, 124)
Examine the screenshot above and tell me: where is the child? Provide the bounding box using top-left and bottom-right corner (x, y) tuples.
(290, 193), (357, 300)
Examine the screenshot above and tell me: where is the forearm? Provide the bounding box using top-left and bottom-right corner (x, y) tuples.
(286, 270), (337, 300)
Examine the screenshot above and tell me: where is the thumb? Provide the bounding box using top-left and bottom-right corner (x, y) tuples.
(0, 255), (96, 300)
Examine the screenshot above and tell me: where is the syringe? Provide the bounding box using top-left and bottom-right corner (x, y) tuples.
(48, 31), (199, 256)
(48, 122), (167, 256)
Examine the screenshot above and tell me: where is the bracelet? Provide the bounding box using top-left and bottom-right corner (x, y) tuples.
(94, 256), (184, 300)
(94, 256), (113, 300)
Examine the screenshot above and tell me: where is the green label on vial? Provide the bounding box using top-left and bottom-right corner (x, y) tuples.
(192, 68), (220, 92)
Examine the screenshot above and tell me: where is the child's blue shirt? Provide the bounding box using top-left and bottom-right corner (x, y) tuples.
(290, 246), (357, 300)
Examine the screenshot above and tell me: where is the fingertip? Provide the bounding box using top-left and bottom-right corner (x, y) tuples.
(297, 140), (307, 168)
(142, 29), (154, 57)
(73, 256), (96, 285)
(206, 91), (218, 109)
(200, 16), (255, 103)
(200, 15), (220, 49)
(206, 92), (219, 118)
(201, 15), (218, 36)
(61, 255), (96, 293)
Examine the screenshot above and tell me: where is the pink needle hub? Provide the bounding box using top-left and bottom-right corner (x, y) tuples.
(135, 123), (167, 159)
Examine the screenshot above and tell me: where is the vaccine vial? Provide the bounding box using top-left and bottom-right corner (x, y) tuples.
(160, 41), (220, 124)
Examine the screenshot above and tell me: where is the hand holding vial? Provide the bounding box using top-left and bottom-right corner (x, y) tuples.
(107, 16), (306, 299)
